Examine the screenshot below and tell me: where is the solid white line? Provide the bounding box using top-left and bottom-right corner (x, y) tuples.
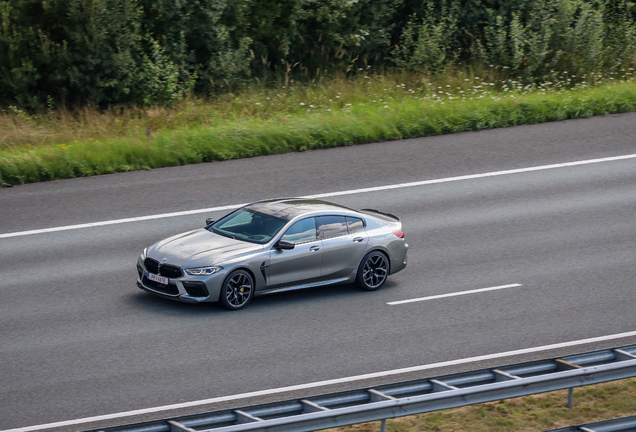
(5, 330), (636, 432)
(388, 284), (523, 305)
(2, 152), (636, 239)
(0, 204), (247, 239)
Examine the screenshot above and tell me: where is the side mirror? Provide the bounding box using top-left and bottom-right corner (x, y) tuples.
(205, 218), (215, 226)
(275, 240), (295, 250)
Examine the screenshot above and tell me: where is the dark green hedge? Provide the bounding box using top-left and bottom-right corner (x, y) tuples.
(1, 0), (635, 110)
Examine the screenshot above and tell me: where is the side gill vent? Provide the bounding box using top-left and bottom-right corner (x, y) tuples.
(259, 262), (268, 283)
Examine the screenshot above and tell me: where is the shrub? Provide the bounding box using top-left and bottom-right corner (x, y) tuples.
(478, 0), (636, 82)
(392, 4), (457, 74)
(1, 0), (635, 110)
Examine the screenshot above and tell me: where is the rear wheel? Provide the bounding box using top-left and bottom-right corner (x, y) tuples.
(356, 251), (389, 291)
(219, 270), (254, 310)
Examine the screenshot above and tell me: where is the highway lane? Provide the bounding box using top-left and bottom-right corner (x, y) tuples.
(1, 113), (636, 431)
(2, 112), (636, 234)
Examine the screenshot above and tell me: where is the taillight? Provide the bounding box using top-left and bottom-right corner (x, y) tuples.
(393, 230), (404, 239)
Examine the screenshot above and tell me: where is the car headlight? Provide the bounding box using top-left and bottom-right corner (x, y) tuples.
(141, 247), (147, 260)
(184, 266), (223, 276)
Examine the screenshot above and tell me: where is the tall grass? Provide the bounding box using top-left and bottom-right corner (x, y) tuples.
(1, 67), (635, 186)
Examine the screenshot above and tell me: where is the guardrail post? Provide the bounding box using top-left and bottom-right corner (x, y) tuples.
(567, 388), (574, 408)
(380, 419), (387, 432)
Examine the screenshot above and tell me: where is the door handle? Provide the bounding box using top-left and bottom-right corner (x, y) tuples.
(353, 237), (364, 242)
(309, 245), (320, 251)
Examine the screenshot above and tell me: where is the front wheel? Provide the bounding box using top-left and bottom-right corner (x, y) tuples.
(356, 251), (389, 291)
(219, 270), (254, 310)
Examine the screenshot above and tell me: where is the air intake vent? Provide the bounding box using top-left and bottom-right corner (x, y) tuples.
(183, 282), (209, 297)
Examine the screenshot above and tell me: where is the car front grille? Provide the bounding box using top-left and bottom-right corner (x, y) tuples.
(183, 282), (209, 297)
(159, 264), (183, 278)
(144, 257), (183, 278)
(144, 258), (160, 274)
(142, 276), (179, 295)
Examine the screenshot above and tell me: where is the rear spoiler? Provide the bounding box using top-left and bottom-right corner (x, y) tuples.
(360, 209), (400, 221)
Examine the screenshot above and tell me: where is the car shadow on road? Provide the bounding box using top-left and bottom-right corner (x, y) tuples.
(125, 291), (216, 315)
(126, 280), (398, 314)
(251, 281), (398, 309)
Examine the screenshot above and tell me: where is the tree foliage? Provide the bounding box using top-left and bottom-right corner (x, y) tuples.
(1, 0), (635, 110)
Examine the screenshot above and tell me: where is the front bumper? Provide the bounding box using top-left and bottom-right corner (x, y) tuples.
(136, 257), (224, 303)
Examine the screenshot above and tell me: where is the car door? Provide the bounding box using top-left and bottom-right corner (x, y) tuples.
(268, 217), (323, 287)
(318, 215), (369, 279)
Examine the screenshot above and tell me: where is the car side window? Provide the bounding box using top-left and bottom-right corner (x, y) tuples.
(346, 217), (365, 234)
(281, 218), (317, 244)
(318, 216), (348, 239)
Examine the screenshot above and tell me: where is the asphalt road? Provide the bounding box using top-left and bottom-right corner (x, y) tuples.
(1, 113), (636, 431)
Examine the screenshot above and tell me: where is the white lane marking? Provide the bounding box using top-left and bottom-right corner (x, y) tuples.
(2, 153), (636, 239)
(0, 204), (246, 239)
(5, 330), (636, 432)
(388, 284), (523, 305)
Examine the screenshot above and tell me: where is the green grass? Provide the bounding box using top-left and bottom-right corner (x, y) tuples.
(331, 378), (636, 432)
(1, 68), (636, 186)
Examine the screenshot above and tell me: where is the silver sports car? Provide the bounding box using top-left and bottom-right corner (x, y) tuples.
(136, 198), (408, 310)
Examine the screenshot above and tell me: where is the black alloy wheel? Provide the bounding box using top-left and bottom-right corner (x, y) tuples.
(219, 269), (254, 310)
(356, 251), (389, 291)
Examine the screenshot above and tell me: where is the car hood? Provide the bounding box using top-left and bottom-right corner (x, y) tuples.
(147, 229), (264, 267)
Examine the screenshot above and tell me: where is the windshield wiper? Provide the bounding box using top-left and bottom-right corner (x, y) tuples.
(211, 228), (237, 240)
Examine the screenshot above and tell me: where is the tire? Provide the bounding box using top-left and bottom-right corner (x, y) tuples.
(219, 269), (254, 310)
(355, 251), (389, 291)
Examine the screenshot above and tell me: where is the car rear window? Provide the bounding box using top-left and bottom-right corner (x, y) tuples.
(346, 217), (365, 234)
(318, 216), (348, 239)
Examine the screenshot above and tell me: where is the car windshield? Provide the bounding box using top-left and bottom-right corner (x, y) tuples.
(209, 209), (287, 244)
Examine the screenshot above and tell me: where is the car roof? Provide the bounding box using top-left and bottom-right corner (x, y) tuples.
(244, 198), (357, 221)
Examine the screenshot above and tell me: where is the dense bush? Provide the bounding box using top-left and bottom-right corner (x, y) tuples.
(1, 0), (635, 110)
(392, 4), (457, 73)
(477, 0), (636, 80)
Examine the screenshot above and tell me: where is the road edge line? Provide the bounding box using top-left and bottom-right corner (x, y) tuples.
(5, 330), (636, 432)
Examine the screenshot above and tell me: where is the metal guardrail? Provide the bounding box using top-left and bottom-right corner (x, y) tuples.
(92, 345), (636, 432)
(544, 414), (636, 432)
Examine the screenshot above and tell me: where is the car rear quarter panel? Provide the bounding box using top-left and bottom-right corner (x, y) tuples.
(363, 215), (407, 275)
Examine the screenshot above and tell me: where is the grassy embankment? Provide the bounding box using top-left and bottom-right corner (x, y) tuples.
(1, 68), (635, 186)
(330, 378), (636, 432)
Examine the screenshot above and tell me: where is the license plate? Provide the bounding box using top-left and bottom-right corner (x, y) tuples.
(148, 273), (169, 285)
